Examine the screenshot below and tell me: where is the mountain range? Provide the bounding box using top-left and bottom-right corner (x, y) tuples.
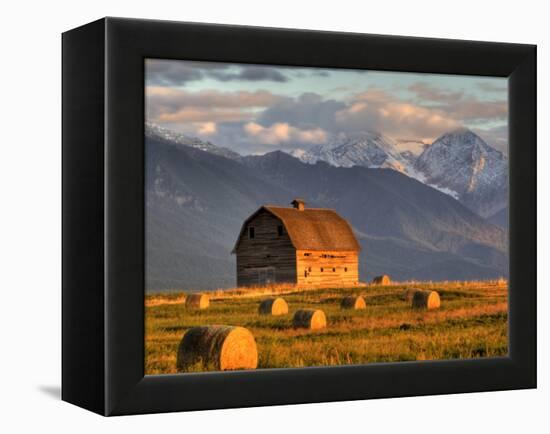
(414, 129), (508, 218)
(292, 128), (508, 219)
(291, 131), (412, 174)
(146, 122), (241, 160)
(145, 125), (508, 291)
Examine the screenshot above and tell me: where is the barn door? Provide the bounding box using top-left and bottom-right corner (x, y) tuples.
(258, 269), (267, 284)
(266, 268), (275, 284)
(257, 267), (276, 285)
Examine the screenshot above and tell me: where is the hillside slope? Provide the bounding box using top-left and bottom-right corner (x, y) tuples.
(146, 138), (508, 291)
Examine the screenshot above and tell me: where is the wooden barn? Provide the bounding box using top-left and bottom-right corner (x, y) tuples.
(232, 199), (361, 287)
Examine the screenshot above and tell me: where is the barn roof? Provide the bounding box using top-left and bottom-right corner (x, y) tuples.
(232, 205), (361, 253)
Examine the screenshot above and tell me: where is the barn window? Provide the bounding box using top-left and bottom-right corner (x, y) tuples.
(344, 267), (348, 272)
(333, 267), (336, 272)
(248, 227), (255, 239)
(308, 267), (312, 272)
(304, 253), (311, 257)
(277, 225), (284, 236)
(321, 268), (324, 272)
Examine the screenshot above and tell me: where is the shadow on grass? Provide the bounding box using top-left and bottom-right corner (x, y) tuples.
(438, 290), (485, 300)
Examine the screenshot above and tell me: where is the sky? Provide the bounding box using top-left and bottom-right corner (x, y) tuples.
(145, 59), (508, 156)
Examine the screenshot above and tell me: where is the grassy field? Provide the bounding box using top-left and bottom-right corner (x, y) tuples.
(145, 280), (508, 375)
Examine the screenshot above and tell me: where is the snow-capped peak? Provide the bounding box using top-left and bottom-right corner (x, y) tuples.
(293, 130), (413, 175)
(145, 122), (241, 160)
(414, 128), (507, 217)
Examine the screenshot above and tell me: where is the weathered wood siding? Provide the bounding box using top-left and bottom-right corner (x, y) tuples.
(296, 250), (359, 287)
(235, 210), (297, 286)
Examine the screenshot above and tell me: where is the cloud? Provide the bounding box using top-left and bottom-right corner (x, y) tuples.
(209, 66), (288, 82)
(153, 107), (248, 123)
(244, 122), (327, 145)
(151, 118), (328, 155)
(334, 89), (461, 142)
(258, 92), (346, 131)
(146, 78), (508, 153)
(448, 99), (507, 122)
(146, 87), (280, 123)
(408, 82), (507, 123)
(473, 125), (508, 154)
(197, 122), (217, 135)
(146, 59), (290, 85)
(160, 121), (218, 137)
(145, 59), (224, 86)
(409, 82), (464, 104)
(147, 87), (279, 108)
(477, 82), (507, 93)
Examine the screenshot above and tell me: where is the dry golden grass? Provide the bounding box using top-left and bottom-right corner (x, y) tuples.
(149, 282), (369, 306)
(145, 294), (186, 307)
(145, 279), (508, 375)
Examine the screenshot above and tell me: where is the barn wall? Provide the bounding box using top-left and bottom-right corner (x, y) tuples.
(296, 250), (359, 287)
(235, 210), (297, 286)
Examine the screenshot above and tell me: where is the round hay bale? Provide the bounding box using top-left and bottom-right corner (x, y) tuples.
(341, 295), (366, 310)
(402, 288), (421, 302)
(185, 293), (209, 309)
(176, 325), (258, 372)
(293, 309), (327, 330)
(412, 290), (441, 310)
(258, 297), (289, 315)
(372, 274), (391, 285)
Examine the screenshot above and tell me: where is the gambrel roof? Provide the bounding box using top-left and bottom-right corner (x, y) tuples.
(232, 205), (361, 253)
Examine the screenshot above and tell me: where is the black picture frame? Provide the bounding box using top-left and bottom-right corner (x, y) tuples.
(62, 17), (536, 416)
